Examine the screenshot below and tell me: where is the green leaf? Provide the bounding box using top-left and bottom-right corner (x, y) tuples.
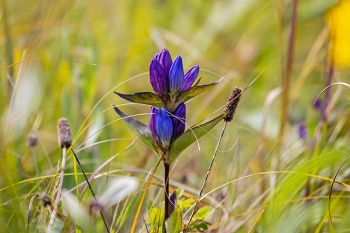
(168, 114), (224, 162)
(193, 207), (210, 221)
(148, 206), (164, 233)
(113, 106), (159, 152)
(115, 91), (164, 107)
(177, 78), (223, 103)
(166, 206), (182, 233)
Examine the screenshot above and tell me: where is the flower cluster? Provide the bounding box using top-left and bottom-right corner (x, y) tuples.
(148, 49), (198, 149)
(114, 48), (224, 160)
(113, 48), (242, 231)
(150, 49), (199, 98)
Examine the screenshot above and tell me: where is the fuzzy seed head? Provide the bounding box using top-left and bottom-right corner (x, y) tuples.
(27, 133), (38, 147)
(224, 87), (242, 122)
(57, 118), (72, 148)
(39, 192), (52, 207)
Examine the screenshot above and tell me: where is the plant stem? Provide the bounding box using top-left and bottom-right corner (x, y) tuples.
(2, 0), (14, 100)
(164, 161), (170, 220)
(279, 0), (298, 145)
(163, 150), (170, 233)
(185, 122), (227, 231)
(48, 146), (67, 231)
(71, 149), (110, 233)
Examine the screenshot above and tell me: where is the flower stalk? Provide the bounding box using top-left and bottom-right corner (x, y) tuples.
(114, 48), (230, 232)
(163, 159), (170, 220)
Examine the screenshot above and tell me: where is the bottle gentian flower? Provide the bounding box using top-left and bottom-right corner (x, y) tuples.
(149, 103), (186, 148)
(149, 108), (173, 148)
(150, 49), (199, 97)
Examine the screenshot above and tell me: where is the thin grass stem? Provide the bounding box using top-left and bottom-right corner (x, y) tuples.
(71, 149), (110, 233)
(48, 146), (67, 231)
(185, 122), (227, 231)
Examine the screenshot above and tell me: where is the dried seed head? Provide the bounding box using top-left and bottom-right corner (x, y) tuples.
(57, 118), (72, 148)
(27, 133), (38, 147)
(224, 87), (242, 122)
(38, 192), (52, 207)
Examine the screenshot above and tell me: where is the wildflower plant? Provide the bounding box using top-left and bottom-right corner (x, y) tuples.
(113, 49), (240, 232)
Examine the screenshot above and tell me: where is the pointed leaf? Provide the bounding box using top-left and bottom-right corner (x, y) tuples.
(114, 92), (164, 107)
(148, 206), (164, 232)
(113, 106), (159, 152)
(177, 78), (223, 103)
(165, 206), (182, 233)
(168, 114), (224, 162)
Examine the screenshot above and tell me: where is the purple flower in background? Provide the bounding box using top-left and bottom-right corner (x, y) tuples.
(150, 49), (199, 96)
(149, 103), (186, 147)
(298, 122), (308, 140)
(313, 98), (322, 113)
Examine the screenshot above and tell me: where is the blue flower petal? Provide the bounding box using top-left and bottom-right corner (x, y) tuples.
(182, 65), (199, 92)
(155, 108), (173, 147)
(155, 49), (173, 76)
(149, 107), (157, 140)
(169, 56), (184, 94)
(150, 59), (167, 96)
(171, 103), (186, 139)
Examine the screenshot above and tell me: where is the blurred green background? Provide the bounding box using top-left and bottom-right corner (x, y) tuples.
(1, 0), (350, 232)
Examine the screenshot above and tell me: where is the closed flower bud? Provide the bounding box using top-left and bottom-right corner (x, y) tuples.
(155, 49), (173, 76)
(149, 49), (201, 97)
(224, 87), (242, 122)
(57, 118), (72, 148)
(150, 59), (168, 96)
(171, 103), (186, 140)
(149, 108), (173, 148)
(169, 191), (177, 216)
(169, 56), (184, 94)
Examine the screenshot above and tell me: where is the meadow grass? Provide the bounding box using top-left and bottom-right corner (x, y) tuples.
(1, 0), (350, 232)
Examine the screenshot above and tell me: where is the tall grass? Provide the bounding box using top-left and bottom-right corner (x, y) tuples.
(1, 0), (349, 232)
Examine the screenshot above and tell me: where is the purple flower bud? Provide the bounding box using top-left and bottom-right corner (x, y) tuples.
(313, 98), (323, 113)
(149, 107), (158, 140)
(169, 56), (184, 94)
(169, 191), (177, 216)
(155, 49), (173, 76)
(150, 59), (168, 96)
(298, 122), (307, 140)
(171, 103), (186, 140)
(150, 108), (173, 147)
(182, 65), (199, 92)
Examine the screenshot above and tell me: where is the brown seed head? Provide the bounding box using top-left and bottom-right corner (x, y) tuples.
(27, 133), (38, 147)
(224, 87), (242, 122)
(38, 192), (52, 207)
(57, 118), (72, 148)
